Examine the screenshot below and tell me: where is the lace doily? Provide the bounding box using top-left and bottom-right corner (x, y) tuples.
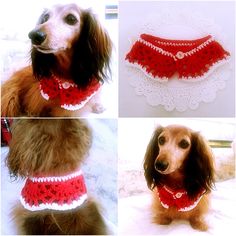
(125, 10), (233, 112)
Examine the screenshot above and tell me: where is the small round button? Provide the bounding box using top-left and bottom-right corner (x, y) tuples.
(176, 51), (185, 59)
(175, 192), (183, 198)
(62, 82), (71, 89)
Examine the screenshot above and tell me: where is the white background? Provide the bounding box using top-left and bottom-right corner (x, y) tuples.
(119, 0), (235, 117)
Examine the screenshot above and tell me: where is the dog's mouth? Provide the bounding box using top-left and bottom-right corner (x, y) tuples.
(33, 45), (66, 54)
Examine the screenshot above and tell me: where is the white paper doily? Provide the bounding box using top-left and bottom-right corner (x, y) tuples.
(125, 10), (233, 112)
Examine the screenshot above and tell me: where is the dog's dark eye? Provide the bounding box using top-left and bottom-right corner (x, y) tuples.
(40, 13), (50, 24)
(158, 136), (165, 145)
(179, 139), (190, 149)
(64, 14), (78, 25)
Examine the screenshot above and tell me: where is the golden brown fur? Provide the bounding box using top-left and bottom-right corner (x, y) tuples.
(7, 119), (108, 234)
(143, 125), (215, 231)
(1, 4), (112, 117)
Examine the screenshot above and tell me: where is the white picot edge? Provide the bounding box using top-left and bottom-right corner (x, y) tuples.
(126, 56), (230, 83)
(159, 185), (206, 212)
(138, 36), (214, 61)
(20, 193), (88, 212)
(29, 169), (83, 183)
(61, 90), (98, 111)
(155, 40), (195, 46)
(40, 89), (50, 100)
(21, 170), (88, 211)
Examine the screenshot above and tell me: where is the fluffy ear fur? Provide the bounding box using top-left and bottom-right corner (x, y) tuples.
(7, 119), (92, 178)
(143, 126), (163, 189)
(184, 132), (215, 197)
(71, 9), (112, 88)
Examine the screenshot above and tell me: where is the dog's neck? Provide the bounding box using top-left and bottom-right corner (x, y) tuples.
(53, 50), (73, 79)
(163, 170), (184, 190)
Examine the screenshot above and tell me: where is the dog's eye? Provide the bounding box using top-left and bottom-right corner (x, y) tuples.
(64, 14), (78, 25)
(40, 13), (50, 24)
(158, 136), (165, 145)
(179, 139), (190, 149)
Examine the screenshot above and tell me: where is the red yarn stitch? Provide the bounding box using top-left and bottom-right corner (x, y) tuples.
(157, 186), (205, 211)
(39, 76), (101, 110)
(21, 174), (87, 208)
(126, 34), (230, 80)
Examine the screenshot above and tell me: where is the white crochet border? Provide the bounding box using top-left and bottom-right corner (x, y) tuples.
(20, 193), (88, 211)
(29, 170), (83, 183)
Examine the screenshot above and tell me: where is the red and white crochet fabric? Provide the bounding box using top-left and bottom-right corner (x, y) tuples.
(20, 170), (87, 211)
(157, 185), (205, 212)
(126, 34), (230, 81)
(40, 75), (101, 111)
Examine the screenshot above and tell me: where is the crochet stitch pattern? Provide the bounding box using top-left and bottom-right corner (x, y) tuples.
(40, 75), (101, 111)
(126, 34), (230, 81)
(20, 170), (88, 211)
(157, 185), (205, 212)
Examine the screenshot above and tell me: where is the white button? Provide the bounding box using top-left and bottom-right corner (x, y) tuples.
(176, 51), (185, 59)
(62, 82), (71, 89)
(175, 192), (183, 198)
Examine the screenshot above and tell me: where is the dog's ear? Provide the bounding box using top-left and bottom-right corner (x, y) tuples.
(143, 126), (163, 190)
(184, 132), (215, 197)
(71, 9), (112, 88)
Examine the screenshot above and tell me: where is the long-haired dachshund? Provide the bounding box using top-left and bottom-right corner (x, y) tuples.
(6, 119), (108, 235)
(143, 125), (215, 231)
(1, 4), (112, 117)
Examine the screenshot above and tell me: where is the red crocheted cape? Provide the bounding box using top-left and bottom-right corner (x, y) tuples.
(157, 185), (205, 212)
(39, 75), (101, 111)
(126, 34), (230, 81)
(20, 170), (87, 211)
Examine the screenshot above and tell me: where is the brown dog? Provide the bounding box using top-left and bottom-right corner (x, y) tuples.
(6, 119), (108, 234)
(1, 4), (112, 117)
(144, 125), (215, 231)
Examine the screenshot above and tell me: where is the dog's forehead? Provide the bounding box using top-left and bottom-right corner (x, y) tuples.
(162, 125), (192, 137)
(46, 4), (82, 16)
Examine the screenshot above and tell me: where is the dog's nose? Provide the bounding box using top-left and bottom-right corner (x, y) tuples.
(155, 160), (169, 172)
(28, 30), (46, 45)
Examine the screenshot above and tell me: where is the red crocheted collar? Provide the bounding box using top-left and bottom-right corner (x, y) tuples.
(126, 34), (230, 81)
(20, 170), (87, 211)
(39, 75), (101, 111)
(157, 185), (205, 212)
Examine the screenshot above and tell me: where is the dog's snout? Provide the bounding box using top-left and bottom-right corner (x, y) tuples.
(155, 160), (169, 172)
(28, 30), (46, 45)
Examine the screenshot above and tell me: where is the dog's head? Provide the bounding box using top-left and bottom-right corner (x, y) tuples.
(7, 119), (92, 178)
(143, 125), (215, 197)
(29, 4), (112, 88)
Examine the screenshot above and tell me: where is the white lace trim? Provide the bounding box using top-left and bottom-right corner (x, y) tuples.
(128, 63), (231, 112)
(125, 10), (232, 112)
(29, 170), (82, 183)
